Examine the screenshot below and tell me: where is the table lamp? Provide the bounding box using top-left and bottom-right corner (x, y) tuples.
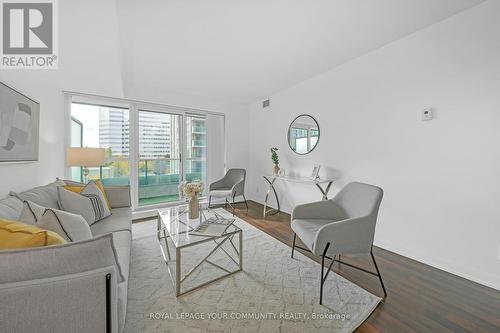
(66, 147), (106, 183)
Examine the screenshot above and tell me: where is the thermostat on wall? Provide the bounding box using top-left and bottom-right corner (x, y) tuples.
(422, 108), (433, 121)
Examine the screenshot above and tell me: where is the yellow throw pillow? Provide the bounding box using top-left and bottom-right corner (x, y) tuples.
(63, 185), (84, 194)
(94, 180), (111, 210)
(0, 219), (66, 249)
(64, 180), (111, 210)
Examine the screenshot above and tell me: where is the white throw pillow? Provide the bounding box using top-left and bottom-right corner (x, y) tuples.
(38, 209), (92, 242)
(57, 182), (111, 225)
(19, 200), (46, 225)
(55, 177), (84, 186)
(18, 200), (92, 242)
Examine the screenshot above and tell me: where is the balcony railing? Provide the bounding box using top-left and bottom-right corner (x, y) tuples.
(138, 158), (205, 206)
(79, 158), (206, 206)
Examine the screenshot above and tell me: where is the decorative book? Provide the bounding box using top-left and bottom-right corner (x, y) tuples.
(190, 217), (235, 237)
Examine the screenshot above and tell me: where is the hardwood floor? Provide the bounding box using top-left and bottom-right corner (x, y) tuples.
(226, 200), (500, 333)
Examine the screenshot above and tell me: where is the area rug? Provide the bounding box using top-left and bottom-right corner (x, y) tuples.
(124, 209), (381, 333)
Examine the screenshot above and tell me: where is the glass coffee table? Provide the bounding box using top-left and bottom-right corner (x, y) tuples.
(157, 205), (243, 296)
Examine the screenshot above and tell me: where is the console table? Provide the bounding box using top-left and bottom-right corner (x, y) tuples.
(262, 175), (335, 218)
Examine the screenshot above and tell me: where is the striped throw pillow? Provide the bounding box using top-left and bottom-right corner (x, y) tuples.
(57, 181), (112, 225)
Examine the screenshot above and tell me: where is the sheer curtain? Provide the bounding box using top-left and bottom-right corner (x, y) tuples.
(206, 113), (226, 187)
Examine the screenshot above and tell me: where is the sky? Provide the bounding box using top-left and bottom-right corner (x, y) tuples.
(71, 104), (100, 147)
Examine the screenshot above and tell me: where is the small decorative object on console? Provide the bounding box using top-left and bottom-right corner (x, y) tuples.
(311, 165), (321, 180)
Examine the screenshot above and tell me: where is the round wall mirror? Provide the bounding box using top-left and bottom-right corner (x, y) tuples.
(287, 114), (320, 155)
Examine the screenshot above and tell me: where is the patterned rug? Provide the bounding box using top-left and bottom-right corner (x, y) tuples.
(124, 209), (381, 333)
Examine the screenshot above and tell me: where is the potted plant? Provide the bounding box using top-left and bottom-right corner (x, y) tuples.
(180, 181), (204, 219)
(270, 147), (280, 175)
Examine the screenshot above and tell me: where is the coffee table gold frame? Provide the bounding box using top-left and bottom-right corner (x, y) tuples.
(157, 208), (243, 297)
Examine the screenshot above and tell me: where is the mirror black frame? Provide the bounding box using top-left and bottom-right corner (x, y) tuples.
(287, 114), (320, 155)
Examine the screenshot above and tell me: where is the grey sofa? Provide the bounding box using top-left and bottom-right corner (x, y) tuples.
(0, 181), (132, 333)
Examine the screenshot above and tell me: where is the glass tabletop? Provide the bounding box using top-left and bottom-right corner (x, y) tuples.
(157, 205), (241, 248)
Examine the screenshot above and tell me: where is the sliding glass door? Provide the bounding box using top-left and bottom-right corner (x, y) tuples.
(70, 101), (209, 208)
(138, 110), (181, 206)
(184, 115), (206, 195)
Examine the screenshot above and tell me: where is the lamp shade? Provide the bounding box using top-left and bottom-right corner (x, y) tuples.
(66, 147), (106, 167)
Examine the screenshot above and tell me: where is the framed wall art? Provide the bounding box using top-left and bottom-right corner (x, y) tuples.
(0, 82), (39, 163)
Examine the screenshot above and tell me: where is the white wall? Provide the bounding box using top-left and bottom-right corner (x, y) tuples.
(247, 0), (500, 290)
(0, 0), (124, 194)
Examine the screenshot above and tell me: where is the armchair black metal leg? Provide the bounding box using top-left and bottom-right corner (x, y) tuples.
(291, 233), (297, 258)
(243, 194), (249, 213)
(225, 198), (228, 208)
(208, 196), (212, 209)
(320, 242), (331, 305)
(370, 250), (387, 297)
(232, 194), (236, 216)
(106, 273), (111, 333)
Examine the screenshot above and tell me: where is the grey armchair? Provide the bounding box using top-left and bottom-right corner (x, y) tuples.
(208, 168), (248, 215)
(291, 181), (386, 304)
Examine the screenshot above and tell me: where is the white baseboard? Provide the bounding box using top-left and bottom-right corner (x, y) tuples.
(374, 238), (500, 292)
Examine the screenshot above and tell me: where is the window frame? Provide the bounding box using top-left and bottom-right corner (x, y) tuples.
(64, 92), (222, 212)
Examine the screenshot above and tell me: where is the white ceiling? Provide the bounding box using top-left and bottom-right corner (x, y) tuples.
(116, 0), (484, 104)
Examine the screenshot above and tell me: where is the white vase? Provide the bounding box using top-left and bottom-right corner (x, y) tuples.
(189, 196), (199, 219)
